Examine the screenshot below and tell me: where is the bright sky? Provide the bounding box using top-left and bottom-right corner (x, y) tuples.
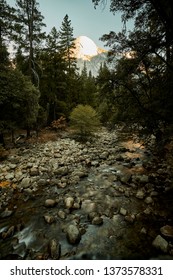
(7, 0), (133, 49)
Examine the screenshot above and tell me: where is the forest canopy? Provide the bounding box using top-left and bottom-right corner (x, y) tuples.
(1, 0), (173, 145)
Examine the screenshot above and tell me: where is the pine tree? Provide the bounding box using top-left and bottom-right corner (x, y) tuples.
(0, 0), (16, 46)
(59, 14), (76, 72)
(39, 27), (68, 123)
(58, 14), (79, 114)
(46, 26), (60, 53)
(0, 0), (16, 68)
(14, 0), (46, 85)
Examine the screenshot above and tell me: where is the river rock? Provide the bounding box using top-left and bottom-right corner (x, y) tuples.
(139, 175), (149, 184)
(20, 178), (31, 189)
(66, 224), (81, 244)
(81, 200), (96, 213)
(58, 210), (66, 219)
(145, 196), (153, 204)
(45, 199), (56, 208)
(124, 214), (135, 223)
(100, 151), (109, 160)
(73, 202), (81, 209)
(54, 167), (68, 176)
(136, 190), (145, 199)
(1, 225), (15, 239)
(30, 167), (39, 176)
(88, 211), (98, 221)
(64, 197), (74, 209)
(5, 173), (14, 180)
(37, 179), (48, 186)
(120, 207), (127, 216)
(9, 163), (17, 169)
(160, 225), (173, 238)
(0, 209), (13, 218)
(44, 215), (55, 224)
(120, 174), (131, 184)
(140, 227), (147, 235)
(92, 216), (103, 225)
(152, 235), (168, 253)
(49, 239), (61, 259)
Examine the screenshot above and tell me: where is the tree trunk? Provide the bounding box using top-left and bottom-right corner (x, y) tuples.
(26, 126), (31, 138)
(0, 132), (5, 147)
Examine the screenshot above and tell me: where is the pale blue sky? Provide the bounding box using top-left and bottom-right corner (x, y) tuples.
(7, 0), (133, 49)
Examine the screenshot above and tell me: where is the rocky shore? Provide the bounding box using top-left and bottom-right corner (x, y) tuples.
(0, 128), (173, 259)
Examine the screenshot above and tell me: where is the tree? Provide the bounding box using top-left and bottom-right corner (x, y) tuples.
(92, 0), (173, 133)
(0, 0), (16, 68)
(0, 67), (40, 143)
(58, 14), (80, 114)
(58, 14), (76, 72)
(45, 26), (59, 52)
(0, 0), (16, 46)
(78, 62), (97, 106)
(38, 26), (69, 124)
(96, 62), (117, 124)
(70, 104), (101, 138)
(14, 0), (46, 85)
(92, 0), (173, 49)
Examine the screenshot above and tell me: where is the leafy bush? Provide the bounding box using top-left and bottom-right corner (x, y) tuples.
(69, 105), (101, 138)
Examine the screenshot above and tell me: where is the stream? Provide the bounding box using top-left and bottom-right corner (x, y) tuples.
(0, 128), (173, 259)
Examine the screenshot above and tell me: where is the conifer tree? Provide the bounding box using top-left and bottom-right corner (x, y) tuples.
(59, 14), (76, 72)
(14, 0), (46, 85)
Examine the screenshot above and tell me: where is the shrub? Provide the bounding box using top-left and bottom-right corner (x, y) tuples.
(69, 105), (101, 138)
(50, 116), (67, 131)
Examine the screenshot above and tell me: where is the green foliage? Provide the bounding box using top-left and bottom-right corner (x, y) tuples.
(14, 0), (46, 84)
(0, 0), (16, 45)
(79, 63), (97, 106)
(0, 68), (40, 132)
(59, 14), (77, 72)
(93, 0), (173, 133)
(69, 104), (101, 137)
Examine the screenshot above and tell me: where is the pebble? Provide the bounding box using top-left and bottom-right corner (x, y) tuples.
(58, 210), (66, 219)
(49, 239), (61, 259)
(92, 216), (103, 225)
(136, 190), (145, 199)
(152, 235), (168, 253)
(120, 208), (127, 216)
(45, 199), (56, 208)
(66, 224), (81, 244)
(64, 197), (74, 209)
(160, 225), (173, 238)
(145, 197), (153, 204)
(43, 215), (55, 224)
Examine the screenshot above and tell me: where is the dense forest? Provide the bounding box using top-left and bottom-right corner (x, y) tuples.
(0, 0), (97, 145)
(1, 0), (173, 147)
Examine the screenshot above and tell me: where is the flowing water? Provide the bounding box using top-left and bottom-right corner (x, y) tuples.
(0, 131), (172, 260)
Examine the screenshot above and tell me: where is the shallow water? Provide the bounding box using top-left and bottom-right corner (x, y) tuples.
(0, 133), (171, 259)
